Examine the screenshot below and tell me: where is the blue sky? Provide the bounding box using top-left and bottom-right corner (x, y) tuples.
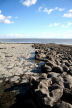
(0, 0), (72, 38)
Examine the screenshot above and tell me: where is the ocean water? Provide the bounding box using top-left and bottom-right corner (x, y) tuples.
(0, 38), (72, 45)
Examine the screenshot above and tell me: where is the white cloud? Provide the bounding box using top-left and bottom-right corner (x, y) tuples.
(64, 13), (72, 18)
(0, 14), (5, 20)
(0, 10), (1, 14)
(62, 22), (72, 28)
(3, 19), (14, 24)
(38, 6), (43, 12)
(7, 16), (12, 19)
(69, 9), (72, 13)
(49, 23), (60, 27)
(43, 8), (54, 14)
(49, 22), (72, 28)
(63, 9), (72, 18)
(39, 7), (65, 15)
(55, 7), (65, 11)
(21, 0), (37, 7)
(0, 10), (14, 24)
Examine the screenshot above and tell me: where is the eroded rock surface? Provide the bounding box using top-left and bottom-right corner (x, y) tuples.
(29, 44), (72, 108)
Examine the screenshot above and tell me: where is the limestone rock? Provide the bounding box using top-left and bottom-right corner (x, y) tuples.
(55, 101), (72, 108)
(52, 66), (63, 73)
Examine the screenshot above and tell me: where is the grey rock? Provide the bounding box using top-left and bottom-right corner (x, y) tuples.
(46, 60), (56, 67)
(52, 66), (63, 73)
(30, 72), (64, 107)
(65, 62), (70, 67)
(42, 64), (52, 73)
(55, 101), (72, 108)
(39, 73), (47, 80)
(64, 75), (72, 89)
(62, 65), (69, 72)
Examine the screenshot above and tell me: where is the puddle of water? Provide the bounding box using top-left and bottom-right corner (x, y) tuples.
(35, 59), (40, 64)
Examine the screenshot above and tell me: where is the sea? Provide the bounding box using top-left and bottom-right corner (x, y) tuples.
(0, 38), (72, 45)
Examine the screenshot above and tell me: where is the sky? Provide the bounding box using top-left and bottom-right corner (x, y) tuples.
(0, 0), (72, 38)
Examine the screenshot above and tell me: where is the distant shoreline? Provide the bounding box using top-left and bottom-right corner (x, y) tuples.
(0, 38), (72, 45)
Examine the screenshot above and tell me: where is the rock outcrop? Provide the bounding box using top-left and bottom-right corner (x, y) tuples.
(30, 44), (72, 108)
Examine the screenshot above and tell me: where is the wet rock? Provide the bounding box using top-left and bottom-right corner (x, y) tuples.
(69, 66), (72, 71)
(65, 62), (70, 67)
(47, 72), (64, 88)
(29, 76), (39, 90)
(30, 73), (64, 107)
(62, 75), (72, 103)
(35, 50), (46, 60)
(52, 66), (63, 73)
(46, 55), (53, 61)
(62, 65), (69, 72)
(56, 59), (61, 65)
(55, 101), (72, 108)
(47, 72), (60, 78)
(39, 73), (47, 79)
(46, 60), (56, 67)
(41, 64), (52, 73)
(38, 61), (45, 67)
(64, 75), (72, 89)
(34, 43), (72, 107)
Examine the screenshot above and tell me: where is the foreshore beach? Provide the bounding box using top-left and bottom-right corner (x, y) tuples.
(0, 43), (36, 82)
(0, 43), (72, 108)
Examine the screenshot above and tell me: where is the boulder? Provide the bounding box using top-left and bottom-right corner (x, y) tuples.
(64, 75), (72, 89)
(46, 60), (56, 67)
(41, 64), (52, 73)
(55, 101), (72, 108)
(39, 73), (47, 80)
(62, 65), (69, 72)
(52, 66), (63, 73)
(65, 62), (70, 67)
(63, 75), (72, 103)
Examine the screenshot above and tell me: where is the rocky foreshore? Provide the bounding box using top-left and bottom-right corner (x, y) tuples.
(0, 43), (72, 108)
(30, 43), (72, 108)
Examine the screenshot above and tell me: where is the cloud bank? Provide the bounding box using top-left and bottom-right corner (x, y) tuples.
(21, 0), (37, 7)
(0, 10), (14, 24)
(63, 9), (72, 18)
(38, 7), (65, 14)
(49, 23), (60, 27)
